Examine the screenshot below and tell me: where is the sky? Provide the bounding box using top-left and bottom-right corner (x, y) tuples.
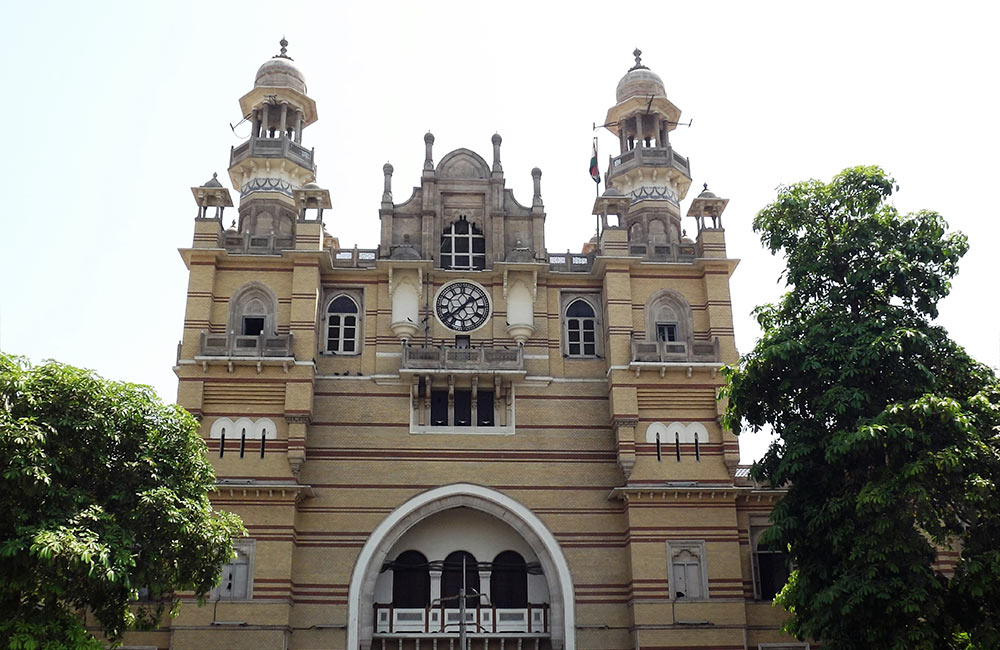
(1, 1), (998, 464)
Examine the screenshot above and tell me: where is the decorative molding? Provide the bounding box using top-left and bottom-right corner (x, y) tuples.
(241, 177), (294, 198)
(630, 184), (679, 205)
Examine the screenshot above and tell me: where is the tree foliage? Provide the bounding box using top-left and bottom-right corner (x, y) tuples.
(0, 354), (245, 649)
(722, 166), (1000, 650)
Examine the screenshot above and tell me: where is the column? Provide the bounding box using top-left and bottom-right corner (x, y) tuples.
(261, 103), (270, 138)
(279, 103), (288, 138)
(295, 109), (303, 143)
(635, 114), (643, 148)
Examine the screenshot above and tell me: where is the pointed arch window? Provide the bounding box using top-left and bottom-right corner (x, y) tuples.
(391, 550), (430, 608)
(441, 216), (486, 270)
(442, 551), (480, 608)
(490, 551), (528, 608)
(326, 294), (360, 354)
(565, 298), (598, 358)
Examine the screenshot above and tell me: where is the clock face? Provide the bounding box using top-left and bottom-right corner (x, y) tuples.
(435, 281), (491, 332)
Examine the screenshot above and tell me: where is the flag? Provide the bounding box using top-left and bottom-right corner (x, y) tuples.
(589, 137), (601, 184)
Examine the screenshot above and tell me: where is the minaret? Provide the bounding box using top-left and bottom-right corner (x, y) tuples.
(227, 39), (319, 251)
(603, 49), (692, 257)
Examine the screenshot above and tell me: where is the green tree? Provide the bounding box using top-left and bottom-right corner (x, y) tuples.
(0, 354), (245, 649)
(722, 166), (1000, 650)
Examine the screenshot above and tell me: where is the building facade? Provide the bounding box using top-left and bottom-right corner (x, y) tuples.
(140, 42), (802, 650)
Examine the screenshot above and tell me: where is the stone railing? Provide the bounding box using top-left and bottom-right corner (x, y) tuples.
(230, 136), (315, 171)
(222, 232), (295, 254)
(374, 603), (549, 635)
(609, 145), (690, 177)
(626, 242), (697, 263)
(331, 246), (379, 268)
(547, 252), (594, 273)
(402, 345), (523, 371)
(631, 338), (720, 363)
(199, 332), (294, 358)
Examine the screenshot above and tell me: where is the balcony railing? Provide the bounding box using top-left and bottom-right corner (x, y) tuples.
(631, 338), (720, 363)
(608, 145), (690, 177)
(222, 231), (295, 254)
(547, 252), (594, 273)
(402, 345), (523, 371)
(627, 242), (697, 263)
(199, 332), (294, 358)
(332, 246), (379, 268)
(374, 603), (549, 635)
(230, 136), (315, 171)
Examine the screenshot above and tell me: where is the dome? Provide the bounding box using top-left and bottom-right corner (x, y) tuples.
(302, 182), (322, 190)
(698, 183), (718, 198)
(602, 187), (625, 197)
(615, 49), (666, 103)
(254, 39), (307, 94)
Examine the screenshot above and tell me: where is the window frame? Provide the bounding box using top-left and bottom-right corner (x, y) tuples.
(666, 540), (708, 601)
(321, 288), (364, 356)
(440, 215), (486, 270)
(212, 539), (255, 601)
(751, 525), (792, 601)
(561, 294), (603, 359)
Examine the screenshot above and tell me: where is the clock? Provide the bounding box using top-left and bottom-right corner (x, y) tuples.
(435, 281), (491, 332)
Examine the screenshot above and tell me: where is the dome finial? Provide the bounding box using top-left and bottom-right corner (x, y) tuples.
(630, 48), (648, 71)
(703, 182), (708, 192)
(274, 37), (292, 60)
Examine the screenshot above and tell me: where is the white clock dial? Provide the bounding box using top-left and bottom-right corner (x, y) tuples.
(435, 281), (491, 332)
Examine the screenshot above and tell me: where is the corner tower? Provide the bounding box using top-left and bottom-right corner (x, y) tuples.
(604, 49), (693, 255)
(228, 39), (319, 252)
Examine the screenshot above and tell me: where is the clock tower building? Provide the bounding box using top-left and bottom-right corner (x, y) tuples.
(145, 41), (802, 650)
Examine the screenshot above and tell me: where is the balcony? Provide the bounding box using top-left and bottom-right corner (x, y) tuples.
(199, 332), (294, 358)
(230, 136), (315, 171)
(631, 338), (720, 363)
(402, 345), (523, 372)
(608, 145), (690, 178)
(374, 603), (549, 637)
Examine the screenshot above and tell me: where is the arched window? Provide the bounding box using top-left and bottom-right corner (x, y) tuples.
(667, 542), (706, 600)
(752, 528), (791, 601)
(565, 299), (598, 358)
(490, 551), (528, 608)
(441, 216), (486, 270)
(229, 283), (277, 338)
(391, 550), (430, 608)
(628, 221), (643, 242)
(442, 551), (480, 608)
(214, 542), (254, 600)
(645, 290), (693, 346)
(327, 295), (360, 354)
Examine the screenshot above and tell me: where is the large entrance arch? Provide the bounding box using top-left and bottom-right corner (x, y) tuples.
(347, 483), (575, 649)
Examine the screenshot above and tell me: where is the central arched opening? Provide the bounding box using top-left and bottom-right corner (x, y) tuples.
(348, 484), (575, 649)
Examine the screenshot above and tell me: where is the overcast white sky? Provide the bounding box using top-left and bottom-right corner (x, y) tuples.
(2, 1), (998, 463)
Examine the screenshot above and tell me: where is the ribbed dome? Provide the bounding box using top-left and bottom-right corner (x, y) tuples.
(254, 39), (307, 94)
(616, 48), (666, 103)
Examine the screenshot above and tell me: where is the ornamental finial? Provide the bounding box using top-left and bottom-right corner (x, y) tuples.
(274, 37), (292, 60)
(629, 48), (648, 71)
